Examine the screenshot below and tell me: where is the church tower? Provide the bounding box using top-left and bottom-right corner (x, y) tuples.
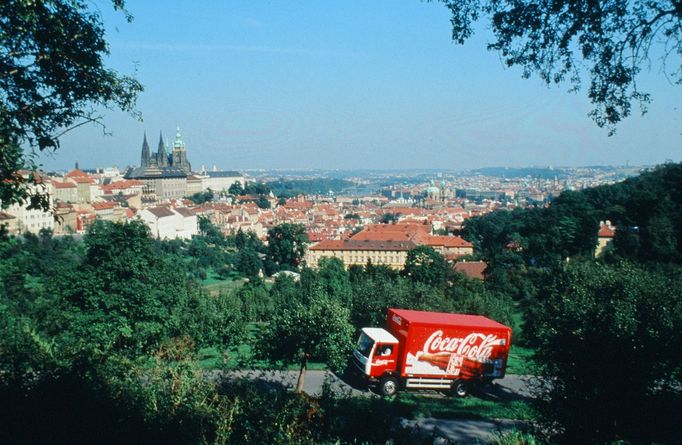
(141, 132), (151, 168)
(156, 132), (169, 167)
(171, 127), (191, 172)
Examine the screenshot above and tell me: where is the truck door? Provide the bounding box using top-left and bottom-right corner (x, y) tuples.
(369, 343), (398, 377)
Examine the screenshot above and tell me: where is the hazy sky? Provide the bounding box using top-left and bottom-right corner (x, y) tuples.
(43, 1), (682, 172)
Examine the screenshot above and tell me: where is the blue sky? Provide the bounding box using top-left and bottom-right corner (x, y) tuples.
(45, 1), (682, 172)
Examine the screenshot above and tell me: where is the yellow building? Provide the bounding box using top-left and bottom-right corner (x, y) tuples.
(306, 239), (416, 269)
(306, 223), (475, 269)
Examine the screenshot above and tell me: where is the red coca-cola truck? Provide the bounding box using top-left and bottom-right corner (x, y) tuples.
(352, 308), (512, 397)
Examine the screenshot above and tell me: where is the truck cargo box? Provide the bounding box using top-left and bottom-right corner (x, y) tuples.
(387, 308), (512, 380)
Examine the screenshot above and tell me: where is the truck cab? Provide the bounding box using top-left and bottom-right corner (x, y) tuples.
(352, 327), (400, 394)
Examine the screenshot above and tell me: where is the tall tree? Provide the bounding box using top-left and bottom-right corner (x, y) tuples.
(403, 245), (449, 287)
(235, 245), (263, 278)
(316, 257), (353, 305)
(46, 220), (242, 359)
(257, 284), (354, 393)
(437, 0), (682, 132)
(266, 223), (308, 273)
(1, 0), (142, 211)
(228, 181), (244, 196)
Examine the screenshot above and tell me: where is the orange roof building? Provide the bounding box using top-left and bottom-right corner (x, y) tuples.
(453, 260), (488, 280)
(65, 169), (93, 179)
(307, 239), (416, 269)
(306, 223), (474, 269)
(596, 221), (616, 257)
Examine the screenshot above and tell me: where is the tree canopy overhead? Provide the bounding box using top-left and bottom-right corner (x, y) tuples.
(438, 0), (682, 132)
(0, 0), (142, 211)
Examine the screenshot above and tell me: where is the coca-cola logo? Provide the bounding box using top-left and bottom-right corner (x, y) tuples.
(423, 330), (504, 362)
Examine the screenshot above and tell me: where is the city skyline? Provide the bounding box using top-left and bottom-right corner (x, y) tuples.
(40, 1), (682, 172)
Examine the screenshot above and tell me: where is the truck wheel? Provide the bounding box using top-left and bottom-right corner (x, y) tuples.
(379, 376), (399, 397)
(451, 380), (468, 397)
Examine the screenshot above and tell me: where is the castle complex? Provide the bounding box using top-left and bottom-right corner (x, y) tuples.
(124, 128), (192, 199)
(140, 128), (191, 172)
(125, 128), (244, 200)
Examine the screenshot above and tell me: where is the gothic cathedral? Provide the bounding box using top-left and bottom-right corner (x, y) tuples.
(140, 127), (191, 173)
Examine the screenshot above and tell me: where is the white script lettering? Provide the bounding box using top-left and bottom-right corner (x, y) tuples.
(422, 330), (504, 362)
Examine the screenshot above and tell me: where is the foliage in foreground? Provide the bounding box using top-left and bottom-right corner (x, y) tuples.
(256, 266), (355, 392)
(0, 221), (246, 443)
(0, 221), (541, 443)
(488, 430), (541, 445)
(1, 336), (535, 445)
(526, 260), (682, 444)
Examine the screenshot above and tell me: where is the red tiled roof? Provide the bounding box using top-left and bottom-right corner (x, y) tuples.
(307, 231), (331, 242)
(422, 235), (473, 248)
(351, 223), (429, 241)
(284, 200), (314, 209)
(238, 194), (263, 201)
(52, 181), (77, 189)
(453, 261), (488, 280)
(311, 240), (345, 250)
(65, 169), (91, 179)
(71, 176), (95, 184)
(310, 239), (416, 251)
(101, 180), (144, 192)
(353, 231), (413, 241)
(598, 225), (615, 238)
(92, 201), (116, 210)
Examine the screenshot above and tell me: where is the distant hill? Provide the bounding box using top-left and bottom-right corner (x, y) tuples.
(582, 163), (682, 263)
(464, 162), (682, 265)
(473, 167), (567, 179)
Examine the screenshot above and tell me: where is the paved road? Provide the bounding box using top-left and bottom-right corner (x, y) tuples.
(220, 369), (534, 399)
(217, 370), (536, 444)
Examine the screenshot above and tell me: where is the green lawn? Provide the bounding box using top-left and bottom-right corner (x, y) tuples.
(201, 270), (225, 285)
(198, 345), (327, 371)
(506, 344), (537, 375)
(329, 391), (537, 422)
(390, 392), (537, 421)
(198, 323), (327, 371)
(201, 276), (245, 295)
(506, 305), (538, 375)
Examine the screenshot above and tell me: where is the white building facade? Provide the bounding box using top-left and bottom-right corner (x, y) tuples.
(138, 206), (198, 240)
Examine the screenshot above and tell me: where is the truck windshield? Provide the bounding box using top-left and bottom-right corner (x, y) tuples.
(356, 332), (375, 358)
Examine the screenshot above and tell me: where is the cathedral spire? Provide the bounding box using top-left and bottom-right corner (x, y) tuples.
(157, 132), (168, 167)
(158, 131), (165, 152)
(141, 132), (151, 167)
